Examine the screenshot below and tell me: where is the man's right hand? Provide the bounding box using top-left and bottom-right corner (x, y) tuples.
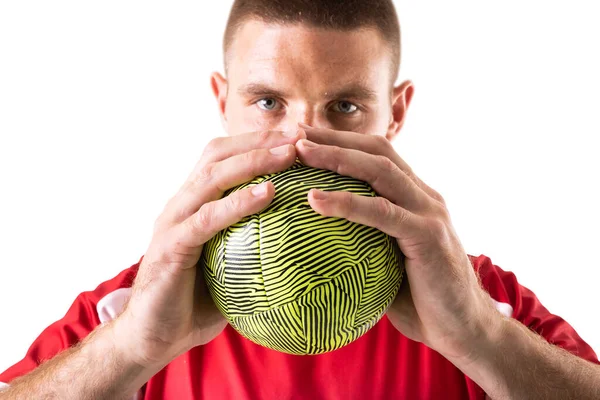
(114, 128), (305, 369)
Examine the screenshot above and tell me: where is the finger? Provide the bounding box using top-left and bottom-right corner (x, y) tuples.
(173, 181), (274, 251)
(296, 139), (431, 213)
(162, 128), (305, 225)
(163, 144), (297, 225)
(196, 128), (306, 170)
(307, 188), (424, 243)
(298, 124), (444, 204)
(299, 123), (406, 169)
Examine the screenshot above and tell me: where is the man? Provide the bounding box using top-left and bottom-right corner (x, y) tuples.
(1, 0), (599, 398)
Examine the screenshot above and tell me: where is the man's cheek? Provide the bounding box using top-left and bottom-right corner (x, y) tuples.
(240, 109), (284, 134)
(223, 102), (255, 134)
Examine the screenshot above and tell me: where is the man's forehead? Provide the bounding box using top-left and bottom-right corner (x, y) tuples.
(227, 20), (391, 89)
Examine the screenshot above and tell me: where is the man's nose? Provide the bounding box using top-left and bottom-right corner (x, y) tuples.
(285, 111), (330, 131)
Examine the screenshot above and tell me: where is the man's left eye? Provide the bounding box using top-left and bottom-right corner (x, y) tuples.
(332, 101), (358, 114)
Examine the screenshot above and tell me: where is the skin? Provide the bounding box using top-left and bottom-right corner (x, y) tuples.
(211, 20), (495, 358)
(213, 21), (410, 139)
(3, 18), (600, 400)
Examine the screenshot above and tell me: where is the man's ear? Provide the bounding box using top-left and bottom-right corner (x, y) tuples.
(210, 72), (228, 131)
(386, 80), (415, 142)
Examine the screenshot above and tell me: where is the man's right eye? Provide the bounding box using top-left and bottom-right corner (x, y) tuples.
(256, 98), (279, 111)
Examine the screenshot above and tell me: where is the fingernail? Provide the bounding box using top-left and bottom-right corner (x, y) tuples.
(251, 182), (268, 196)
(270, 144), (289, 155)
(298, 122), (312, 129)
(300, 139), (317, 148)
(312, 189), (328, 200)
(282, 128), (298, 137)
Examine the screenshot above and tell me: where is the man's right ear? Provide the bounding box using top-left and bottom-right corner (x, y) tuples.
(210, 72), (228, 130)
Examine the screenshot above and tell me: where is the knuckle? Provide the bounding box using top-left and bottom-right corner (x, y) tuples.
(404, 165), (417, 181)
(429, 201), (448, 219)
(376, 155), (397, 173)
(203, 137), (225, 157)
(375, 196), (393, 219)
(197, 161), (215, 183)
(414, 176), (447, 208)
(174, 204), (192, 225)
(223, 192), (244, 218)
(340, 190), (354, 211)
(334, 191), (354, 218)
(433, 192), (447, 207)
(256, 129), (272, 144)
(428, 218), (449, 242)
(424, 190), (449, 218)
(373, 134), (392, 151)
(330, 146), (345, 174)
(243, 150), (261, 175)
(194, 203), (214, 233)
(432, 189), (447, 206)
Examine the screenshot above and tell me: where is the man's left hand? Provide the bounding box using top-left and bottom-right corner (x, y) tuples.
(294, 123), (502, 361)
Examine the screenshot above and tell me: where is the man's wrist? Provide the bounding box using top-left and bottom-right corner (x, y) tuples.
(439, 306), (509, 396)
(0, 319), (172, 399)
(442, 308), (508, 368)
(110, 312), (185, 371)
(81, 316), (174, 397)
(430, 288), (507, 363)
(111, 315), (160, 371)
(439, 302), (600, 399)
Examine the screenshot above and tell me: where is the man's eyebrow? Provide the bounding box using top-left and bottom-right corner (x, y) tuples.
(237, 83), (286, 99)
(237, 83), (378, 102)
(325, 84), (378, 102)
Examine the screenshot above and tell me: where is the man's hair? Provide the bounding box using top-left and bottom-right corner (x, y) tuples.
(223, 0), (401, 82)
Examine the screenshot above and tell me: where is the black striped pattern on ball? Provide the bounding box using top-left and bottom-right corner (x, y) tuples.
(202, 159), (404, 355)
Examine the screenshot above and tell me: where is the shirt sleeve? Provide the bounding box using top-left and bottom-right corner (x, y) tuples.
(0, 256), (142, 386)
(470, 253), (600, 365)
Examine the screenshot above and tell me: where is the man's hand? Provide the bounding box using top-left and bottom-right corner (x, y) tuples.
(0, 129), (307, 400)
(294, 122), (500, 361)
(115, 128), (306, 368)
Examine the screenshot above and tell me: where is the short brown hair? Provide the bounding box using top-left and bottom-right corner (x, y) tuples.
(223, 0), (401, 82)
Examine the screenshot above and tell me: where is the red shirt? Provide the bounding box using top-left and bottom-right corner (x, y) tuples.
(1, 254), (598, 399)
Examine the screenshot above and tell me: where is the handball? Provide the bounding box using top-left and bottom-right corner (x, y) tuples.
(201, 159), (404, 355)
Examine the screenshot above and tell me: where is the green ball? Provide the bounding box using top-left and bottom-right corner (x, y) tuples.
(201, 159), (404, 355)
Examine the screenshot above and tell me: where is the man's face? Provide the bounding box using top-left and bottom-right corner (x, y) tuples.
(212, 20), (413, 140)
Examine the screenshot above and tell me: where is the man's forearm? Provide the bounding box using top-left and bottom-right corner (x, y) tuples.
(445, 312), (600, 399)
(0, 319), (164, 400)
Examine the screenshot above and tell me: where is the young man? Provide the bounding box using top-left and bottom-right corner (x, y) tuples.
(1, 1), (599, 399)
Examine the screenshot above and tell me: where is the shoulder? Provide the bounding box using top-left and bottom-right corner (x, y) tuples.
(0, 255), (145, 385)
(468, 253), (600, 365)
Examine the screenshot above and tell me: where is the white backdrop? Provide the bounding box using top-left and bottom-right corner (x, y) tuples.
(1, 1), (598, 373)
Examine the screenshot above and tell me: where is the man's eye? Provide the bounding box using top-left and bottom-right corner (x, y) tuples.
(333, 101), (358, 114)
(256, 98), (278, 111)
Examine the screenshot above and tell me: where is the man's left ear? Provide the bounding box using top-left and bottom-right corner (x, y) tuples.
(210, 71), (229, 131)
(386, 80), (415, 141)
